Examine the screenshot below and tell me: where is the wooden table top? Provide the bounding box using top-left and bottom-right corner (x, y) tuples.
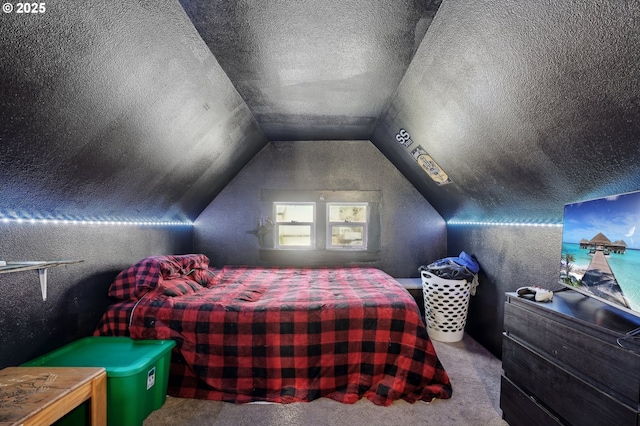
(0, 366), (106, 425)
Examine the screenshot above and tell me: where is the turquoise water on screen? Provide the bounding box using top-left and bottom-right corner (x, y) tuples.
(561, 243), (640, 312)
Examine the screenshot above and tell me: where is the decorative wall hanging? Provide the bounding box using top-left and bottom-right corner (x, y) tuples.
(410, 146), (451, 186)
(395, 128), (413, 147)
(394, 128), (451, 186)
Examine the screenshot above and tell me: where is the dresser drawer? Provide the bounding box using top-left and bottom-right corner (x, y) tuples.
(503, 334), (639, 426)
(500, 375), (563, 426)
(504, 296), (640, 405)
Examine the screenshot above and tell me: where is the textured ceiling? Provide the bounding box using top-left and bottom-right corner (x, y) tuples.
(179, 0), (441, 141)
(371, 0), (640, 222)
(1, 0), (639, 224)
(0, 0), (268, 222)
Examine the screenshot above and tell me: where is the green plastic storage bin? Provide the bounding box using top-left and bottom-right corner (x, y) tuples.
(23, 336), (176, 426)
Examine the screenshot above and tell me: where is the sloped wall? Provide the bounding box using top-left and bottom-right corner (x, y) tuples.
(194, 140), (446, 277)
(372, 0), (640, 223)
(1, 0), (267, 223)
(0, 225), (191, 368)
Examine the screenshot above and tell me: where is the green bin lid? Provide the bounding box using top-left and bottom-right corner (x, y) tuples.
(23, 336), (176, 377)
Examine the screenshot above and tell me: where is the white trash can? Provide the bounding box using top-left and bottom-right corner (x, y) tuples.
(421, 270), (471, 343)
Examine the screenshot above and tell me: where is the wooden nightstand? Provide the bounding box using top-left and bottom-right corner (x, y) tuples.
(0, 366), (106, 426)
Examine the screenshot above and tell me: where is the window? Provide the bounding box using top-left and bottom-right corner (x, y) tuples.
(274, 203), (315, 248)
(265, 191), (378, 256)
(326, 203), (368, 250)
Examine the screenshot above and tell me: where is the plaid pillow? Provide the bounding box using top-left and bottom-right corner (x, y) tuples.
(107, 254), (211, 300)
(155, 277), (204, 297)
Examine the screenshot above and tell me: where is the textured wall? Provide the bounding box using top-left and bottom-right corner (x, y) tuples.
(372, 0), (640, 223)
(0, 224), (192, 368)
(194, 141), (446, 277)
(447, 224), (563, 357)
(1, 0), (267, 223)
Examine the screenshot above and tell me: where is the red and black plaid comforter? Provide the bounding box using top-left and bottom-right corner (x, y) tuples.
(95, 264), (452, 405)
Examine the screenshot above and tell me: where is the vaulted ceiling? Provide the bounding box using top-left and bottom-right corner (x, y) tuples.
(179, 0), (440, 141)
(1, 0), (639, 224)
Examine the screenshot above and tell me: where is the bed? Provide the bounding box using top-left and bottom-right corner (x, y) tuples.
(94, 254), (452, 406)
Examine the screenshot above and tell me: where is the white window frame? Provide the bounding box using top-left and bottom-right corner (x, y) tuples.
(273, 202), (316, 249)
(326, 202), (368, 250)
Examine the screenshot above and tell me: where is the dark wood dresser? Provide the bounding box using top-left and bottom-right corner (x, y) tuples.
(501, 290), (640, 426)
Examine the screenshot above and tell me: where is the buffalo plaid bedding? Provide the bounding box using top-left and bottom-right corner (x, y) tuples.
(94, 256), (452, 406)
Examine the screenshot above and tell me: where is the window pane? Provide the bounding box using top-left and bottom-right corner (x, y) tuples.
(331, 225), (364, 247)
(329, 205), (366, 222)
(278, 225), (312, 246)
(275, 204), (314, 223)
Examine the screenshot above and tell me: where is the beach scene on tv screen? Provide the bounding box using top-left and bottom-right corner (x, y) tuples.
(560, 191), (640, 313)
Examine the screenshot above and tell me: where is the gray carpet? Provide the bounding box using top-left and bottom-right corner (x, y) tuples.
(143, 333), (507, 426)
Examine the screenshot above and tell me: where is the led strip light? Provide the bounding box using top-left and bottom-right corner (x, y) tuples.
(0, 217), (193, 226)
(447, 220), (562, 227)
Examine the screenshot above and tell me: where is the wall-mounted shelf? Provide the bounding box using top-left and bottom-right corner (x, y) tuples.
(0, 260), (84, 301)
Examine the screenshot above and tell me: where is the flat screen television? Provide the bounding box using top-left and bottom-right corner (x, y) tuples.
(560, 189), (640, 319)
